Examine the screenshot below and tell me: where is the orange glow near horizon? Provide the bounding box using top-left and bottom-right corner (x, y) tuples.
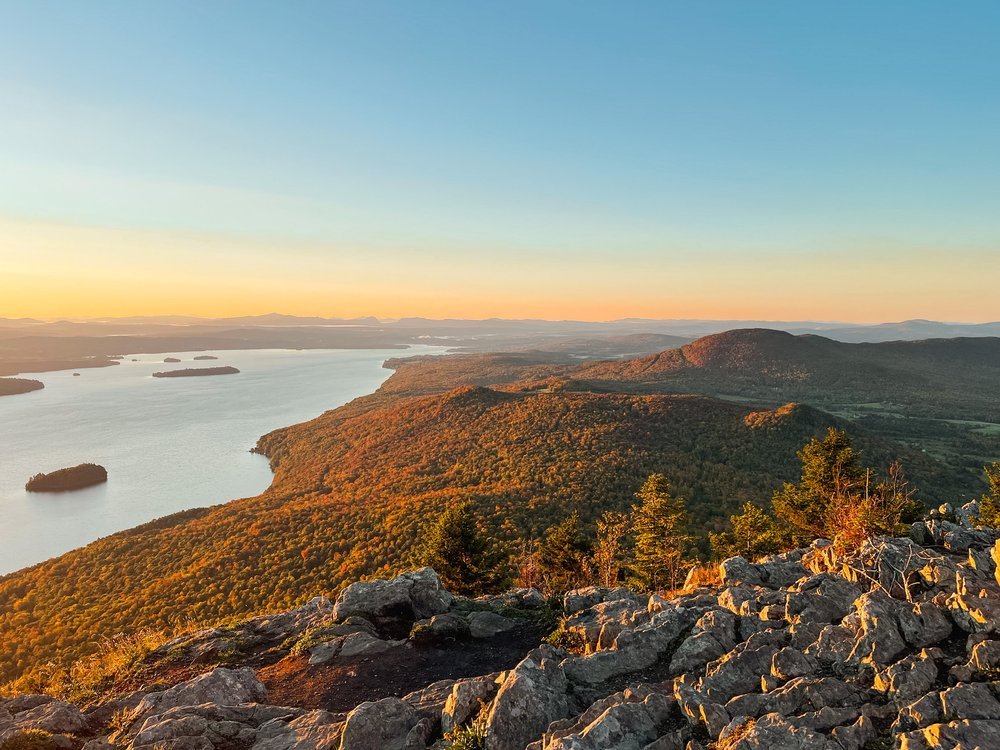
(1, 216), (997, 324)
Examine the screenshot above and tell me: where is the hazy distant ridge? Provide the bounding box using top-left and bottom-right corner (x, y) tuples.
(2, 314), (999, 343)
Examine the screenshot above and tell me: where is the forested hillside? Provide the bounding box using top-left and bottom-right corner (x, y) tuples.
(572, 329), (1000, 420)
(377, 332), (1000, 481)
(0, 382), (971, 683)
(380, 329), (1000, 423)
(378, 352), (577, 395)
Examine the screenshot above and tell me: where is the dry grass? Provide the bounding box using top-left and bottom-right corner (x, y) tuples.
(714, 718), (756, 749)
(2, 627), (173, 704)
(682, 563), (722, 591)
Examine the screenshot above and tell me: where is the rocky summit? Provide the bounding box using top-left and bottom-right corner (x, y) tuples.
(3, 504), (1000, 750)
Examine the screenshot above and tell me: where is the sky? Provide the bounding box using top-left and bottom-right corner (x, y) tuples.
(0, 1), (998, 322)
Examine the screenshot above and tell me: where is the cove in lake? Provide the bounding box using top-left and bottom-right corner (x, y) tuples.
(0, 347), (441, 575)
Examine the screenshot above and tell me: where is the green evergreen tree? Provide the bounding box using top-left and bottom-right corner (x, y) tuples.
(977, 462), (1000, 527)
(631, 474), (693, 591)
(709, 502), (789, 560)
(537, 512), (588, 594)
(419, 500), (504, 595)
(773, 430), (923, 548)
(772, 428), (865, 540)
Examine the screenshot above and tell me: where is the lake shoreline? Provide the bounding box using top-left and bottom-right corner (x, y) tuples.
(0, 346), (443, 574)
(0, 342), (410, 378)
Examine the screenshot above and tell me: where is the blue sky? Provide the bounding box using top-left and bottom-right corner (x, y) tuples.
(1, 1), (998, 320)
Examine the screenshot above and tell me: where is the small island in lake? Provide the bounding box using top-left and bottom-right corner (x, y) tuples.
(152, 366), (240, 378)
(163, 357), (182, 363)
(193, 355), (219, 360)
(26, 463), (108, 492)
(0, 377), (44, 397)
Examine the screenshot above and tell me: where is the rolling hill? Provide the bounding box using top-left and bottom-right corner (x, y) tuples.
(571, 328), (1000, 421)
(378, 352), (579, 395)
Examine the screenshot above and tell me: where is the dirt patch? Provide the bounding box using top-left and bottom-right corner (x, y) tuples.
(259, 626), (542, 712)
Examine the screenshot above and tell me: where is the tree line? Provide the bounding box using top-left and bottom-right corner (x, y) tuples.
(421, 428), (1000, 596)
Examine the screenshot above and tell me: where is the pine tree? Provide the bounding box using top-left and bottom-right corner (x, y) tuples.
(976, 462), (1000, 527)
(420, 500), (503, 595)
(631, 474), (692, 591)
(772, 427), (865, 540)
(537, 512), (588, 594)
(709, 502), (788, 560)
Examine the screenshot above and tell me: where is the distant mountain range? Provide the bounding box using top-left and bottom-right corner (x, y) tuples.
(785, 319), (1000, 343)
(1, 315), (998, 343)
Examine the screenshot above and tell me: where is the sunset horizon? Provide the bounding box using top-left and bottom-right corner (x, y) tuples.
(4, 3), (999, 323)
(2, 211), (996, 323)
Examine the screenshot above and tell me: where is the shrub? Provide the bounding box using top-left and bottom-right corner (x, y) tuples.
(828, 462), (921, 551)
(443, 702), (489, 749)
(287, 625), (346, 657)
(543, 625), (587, 655)
(682, 563), (722, 590)
(588, 511), (632, 587)
(108, 707), (135, 734)
(715, 720), (756, 750)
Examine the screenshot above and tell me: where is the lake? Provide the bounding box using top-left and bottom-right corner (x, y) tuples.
(0, 347), (439, 575)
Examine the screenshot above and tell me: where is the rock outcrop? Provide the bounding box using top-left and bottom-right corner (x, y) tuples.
(5, 502), (1000, 750)
(332, 567), (453, 624)
(127, 667), (267, 725)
